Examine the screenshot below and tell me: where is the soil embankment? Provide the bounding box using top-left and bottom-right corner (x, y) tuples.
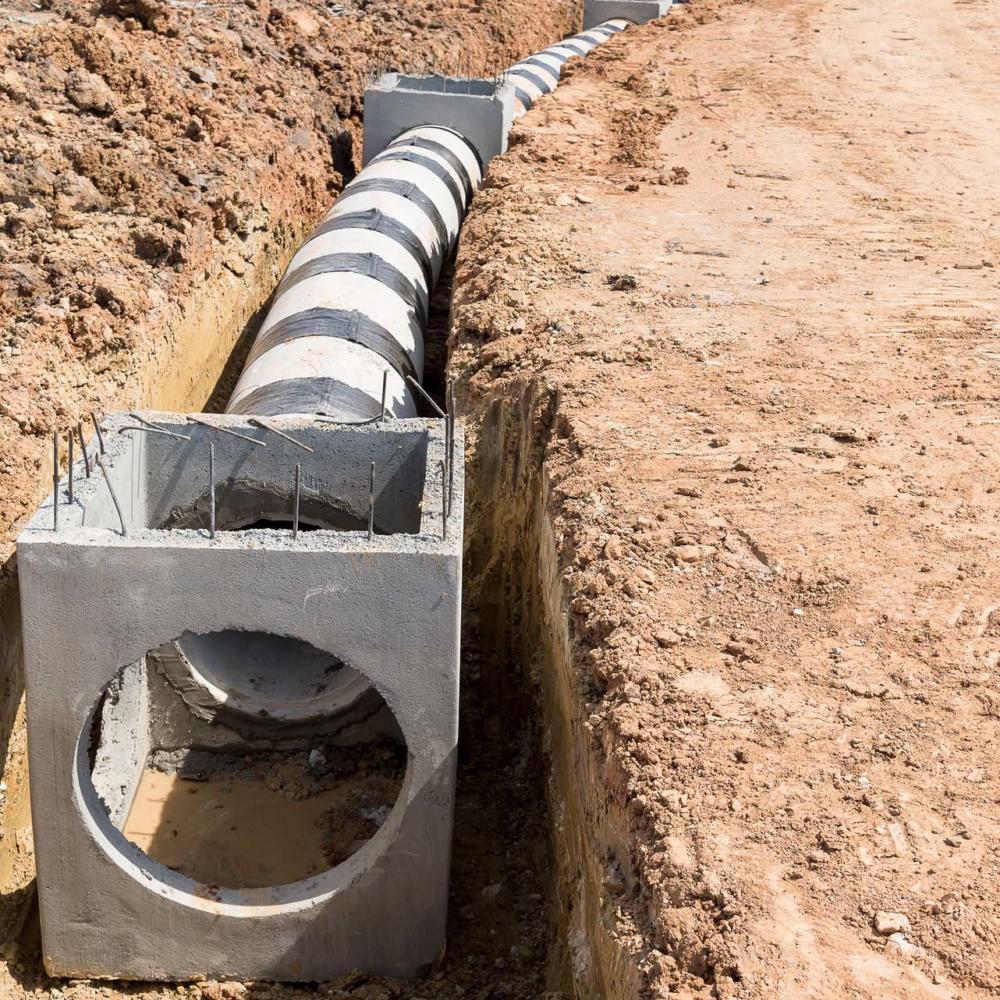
(450, 0), (1000, 995)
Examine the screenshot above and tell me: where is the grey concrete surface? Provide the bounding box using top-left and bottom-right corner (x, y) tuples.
(17, 411), (464, 982)
(582, 0), (672, 29)
(362, 74), (515, 168)
(90, 659), (149, 828)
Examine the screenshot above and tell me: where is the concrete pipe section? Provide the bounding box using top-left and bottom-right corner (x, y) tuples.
(505, 18), (632, 116)
(227, 125), (482, 422)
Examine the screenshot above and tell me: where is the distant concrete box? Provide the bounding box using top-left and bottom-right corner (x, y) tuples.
(17, 411), (464, 982)
(583, 0), (672, 29)
(363, 73), (515, 169)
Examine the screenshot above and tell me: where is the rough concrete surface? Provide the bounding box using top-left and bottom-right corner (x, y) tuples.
(362, 76), (515, 169)
(16, 414), (462, 981)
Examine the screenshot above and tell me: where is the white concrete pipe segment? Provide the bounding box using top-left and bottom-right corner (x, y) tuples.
(228, 125), (482, 421)
(505, 18), (632, 116)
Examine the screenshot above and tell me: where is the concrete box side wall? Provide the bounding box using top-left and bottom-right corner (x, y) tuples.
(91, 658), (149, 829)
(362, 77), (515, 168)
(142, 427), (429, 535)
(18, 540), (461, 980)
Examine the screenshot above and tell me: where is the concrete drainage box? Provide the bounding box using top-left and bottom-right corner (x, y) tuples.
(582, 0), (673, 29)
(16, 411), (464, 982)
(362, 73), (516, 169)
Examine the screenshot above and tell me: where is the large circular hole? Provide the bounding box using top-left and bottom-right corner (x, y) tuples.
(85, 632), (405, 891)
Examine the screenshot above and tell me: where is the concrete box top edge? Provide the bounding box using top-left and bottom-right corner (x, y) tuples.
(17, 411), (464, 554)
(371, 73), (504, 99)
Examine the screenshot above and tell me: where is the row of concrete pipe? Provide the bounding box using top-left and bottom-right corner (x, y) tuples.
(225, 18), (634, 423)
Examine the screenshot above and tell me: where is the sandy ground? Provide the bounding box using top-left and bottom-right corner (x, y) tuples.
(451, 0), (1000, 995)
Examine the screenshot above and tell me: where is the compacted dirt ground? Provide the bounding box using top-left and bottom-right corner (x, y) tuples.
(3, 0), (1000, 998)
(451, 0), (1000, 995)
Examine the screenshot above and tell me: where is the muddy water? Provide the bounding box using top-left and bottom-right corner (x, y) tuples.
(123, 771), (344, 889)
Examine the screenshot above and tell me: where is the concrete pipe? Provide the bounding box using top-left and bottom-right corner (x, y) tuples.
(228, 124), (482, 422)
(506, 19), (631, 116)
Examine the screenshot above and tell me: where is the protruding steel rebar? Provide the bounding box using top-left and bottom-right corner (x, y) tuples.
(51, 431), (59, 532)
(405, 375), (446, 418)
(367, 460), (375, 541)
(77, 421), (90, 478)
(380, 370), (388, 424)
(187, 416), (267, 447)
(95, 455), (127, 537)
(293, 464), (301, 541)
(208, 443), (216, 540)
(247, 418), (314, 453)
(90, 412), (105, 454)
(444, 380), (452, 516)
(67, 430), (74, 506)
(440, 459), (448, 540)
(117, 425), (192, 441)
(127, 412), (169, 431)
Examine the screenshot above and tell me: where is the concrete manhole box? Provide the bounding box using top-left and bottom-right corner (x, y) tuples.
(17, 411), (463, 982)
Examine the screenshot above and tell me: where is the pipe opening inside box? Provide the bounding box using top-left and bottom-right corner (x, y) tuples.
(83, 631), (406, 891)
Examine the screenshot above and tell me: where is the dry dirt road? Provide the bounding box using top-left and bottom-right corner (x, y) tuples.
(452, 0), (1000, 995)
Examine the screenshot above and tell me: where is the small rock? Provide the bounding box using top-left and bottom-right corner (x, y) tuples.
(603, 535), (623, 560)
(56, 172), (104, 212)
(574, 192), (594, 204)
(0, 67), (27, 102)
(884, 932), (923, 959)
(654, 629), (681, 648)
(607, 273), (637, 291)
(481, 882), (503, 902)
(509, 316), (526, 333)
(675, 485), (702, 498)
(187, 65), (218, 86)
(874, 911), (911, 936)
(307, 748), (326, 770)
(671, 544), (715, 564)
(282, 6), (322, 38)
(555, 192), (573, 206)
(65, 69), (115, 115)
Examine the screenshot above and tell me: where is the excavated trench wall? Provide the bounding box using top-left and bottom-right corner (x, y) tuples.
(459, 380), (643, 998)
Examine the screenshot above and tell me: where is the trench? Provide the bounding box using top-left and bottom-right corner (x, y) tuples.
(0, 67), (641, 1000)
(0, 234), (602, 1000)
(461, 379), (645, 1000)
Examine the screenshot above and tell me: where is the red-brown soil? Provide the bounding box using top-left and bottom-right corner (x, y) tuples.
(3, 0), (1000, 997)
(451, 0), (1000, 995)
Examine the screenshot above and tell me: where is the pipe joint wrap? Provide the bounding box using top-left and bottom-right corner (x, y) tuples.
(227, 125), (482, 421)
